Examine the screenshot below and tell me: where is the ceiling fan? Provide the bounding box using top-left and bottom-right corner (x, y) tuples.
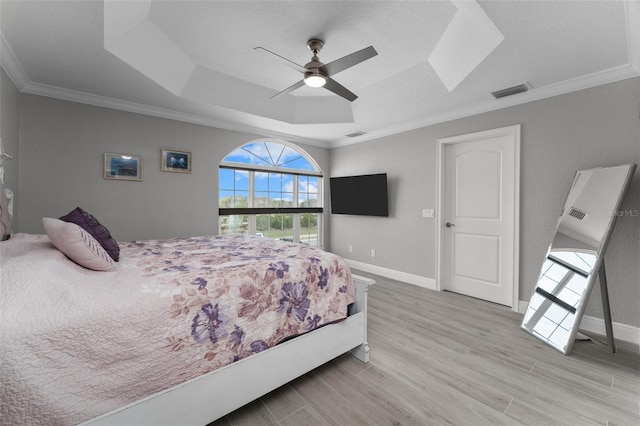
(254, 39), (377, 102)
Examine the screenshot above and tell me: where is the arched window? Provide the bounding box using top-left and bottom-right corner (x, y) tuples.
(219, 140), (323, 246)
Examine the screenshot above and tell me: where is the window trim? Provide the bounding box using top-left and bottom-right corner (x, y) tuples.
(219, 163), (323, 177)
(219, 207), (323, 215)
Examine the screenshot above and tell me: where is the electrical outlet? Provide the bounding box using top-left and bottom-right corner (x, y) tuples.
(348, 245), (353, 253)
(370, 249), (376, 258)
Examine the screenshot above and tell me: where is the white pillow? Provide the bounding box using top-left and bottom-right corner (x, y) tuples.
(43, 217), (117, 272)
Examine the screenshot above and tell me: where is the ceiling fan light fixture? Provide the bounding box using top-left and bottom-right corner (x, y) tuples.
(304, 71), (326, 88)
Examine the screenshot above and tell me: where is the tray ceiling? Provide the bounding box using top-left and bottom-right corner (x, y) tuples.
(1, 1), (638, 147)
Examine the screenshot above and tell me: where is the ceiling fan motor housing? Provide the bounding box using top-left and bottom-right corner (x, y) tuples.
(304, 39), (327, 86)
(304, 59), (326, 74)
(305, 39), (326, 76)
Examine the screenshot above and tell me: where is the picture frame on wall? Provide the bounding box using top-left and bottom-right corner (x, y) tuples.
(161, 148), (192, 173)
(103, 153), (143, 181)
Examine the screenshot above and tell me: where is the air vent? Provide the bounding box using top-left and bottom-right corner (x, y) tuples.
(345, 131), (367, 138)
(491, 82), (531, 99)
(568, 207), (587, 221)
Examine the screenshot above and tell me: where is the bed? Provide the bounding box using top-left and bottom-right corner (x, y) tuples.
(0, 213), (374, 426)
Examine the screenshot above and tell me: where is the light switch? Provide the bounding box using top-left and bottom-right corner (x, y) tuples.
(422, 209), (435, 218)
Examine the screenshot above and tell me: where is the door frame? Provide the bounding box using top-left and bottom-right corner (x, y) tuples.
(435, 124), (521, 311)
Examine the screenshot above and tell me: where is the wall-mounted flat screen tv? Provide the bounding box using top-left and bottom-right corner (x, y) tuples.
(330, 173), (389, 217)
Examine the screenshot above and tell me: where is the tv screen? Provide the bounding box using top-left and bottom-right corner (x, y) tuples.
(330, 173), (389, 217)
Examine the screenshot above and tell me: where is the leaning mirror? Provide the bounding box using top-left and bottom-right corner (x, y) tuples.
(522, 164), (637, 354)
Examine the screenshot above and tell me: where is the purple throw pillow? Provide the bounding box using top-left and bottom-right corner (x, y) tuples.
(59, 207), (120, 261)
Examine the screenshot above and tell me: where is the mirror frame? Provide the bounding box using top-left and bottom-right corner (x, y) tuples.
(522, 163), (637, 354)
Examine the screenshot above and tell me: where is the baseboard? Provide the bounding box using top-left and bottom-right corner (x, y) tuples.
(517, 301), (639, 346)
(345, 259), (436, 290)
(517, 301), (529, 314)
(346, 264), (640, 346)
(579, 316), (640, 346)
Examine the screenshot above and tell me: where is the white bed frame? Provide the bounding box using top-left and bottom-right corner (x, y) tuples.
(84, 274), (375, 426)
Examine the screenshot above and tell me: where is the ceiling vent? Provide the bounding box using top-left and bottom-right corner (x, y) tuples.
(491, 82), (531, 99)
(568, 207), (587, 221)
(346, 131), (367, 138)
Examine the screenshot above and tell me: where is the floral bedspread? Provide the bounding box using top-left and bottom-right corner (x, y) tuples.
(0, 233), (353, 426)
(124, 234), (355, 374)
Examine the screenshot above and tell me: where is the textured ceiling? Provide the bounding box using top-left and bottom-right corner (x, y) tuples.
(1, 1), (639, 148)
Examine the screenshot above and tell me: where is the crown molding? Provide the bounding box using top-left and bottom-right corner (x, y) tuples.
(19, 80), (323, 146)
(625, 0), (640, 72)
(0, 32), (29, 90)
(329, 64), (640, 148)
(18, 82), (329, 150)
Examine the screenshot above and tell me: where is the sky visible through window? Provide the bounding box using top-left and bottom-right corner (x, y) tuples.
(223, 142), (316, 170)
(219, 170), (319, 207)
(220, 142), (318, 207)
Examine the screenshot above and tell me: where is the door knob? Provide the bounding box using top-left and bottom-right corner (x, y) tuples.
(446, 222), (455, 228)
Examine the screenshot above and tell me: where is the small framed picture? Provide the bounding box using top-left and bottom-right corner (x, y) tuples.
(161, 148), (192, 173)
(104, 153), (143, 181)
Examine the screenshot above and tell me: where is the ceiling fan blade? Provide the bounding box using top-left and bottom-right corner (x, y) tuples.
(322, 46), (378, 76)
(254, 47), (307, 74)
(271, 80), (306, 99)
(323, 78), (358, 102)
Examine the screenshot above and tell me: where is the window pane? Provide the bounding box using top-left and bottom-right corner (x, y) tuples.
(269, 173), (282, 191)
(281, 192), (294, 208)
(245, 142), (275, 166)
(256, 214), (294, 242)
(219, 190), (235, 208)
(269, 191), (283, 207)
(298, 175), (308, 193)
(298, 175), (319, 207)
(235, 170), (249, 191)
(219, 168), (235, 190)
(277, 145), (313, 170)
(223, 149), (250, 164)
(220, 215), (248, 235)
(223, 141), (316, 171)
(300, 213), (319, 246)
(263, 142), (286, 164)
(255, 172), (269, 191)
(233, 191), (249, 208)
(255, 214), (270, 235)
(254, 191), (269, 207)
(225, 143), (271, 166)
(307, 195), (318, 208)
(283, 174), (294, 194)
(219, 169), (250, 208)
(307, 176), (319, 194)
(283, 156), (315, 171)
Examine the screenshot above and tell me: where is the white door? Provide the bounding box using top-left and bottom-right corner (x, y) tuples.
(440, 126), (520, 307)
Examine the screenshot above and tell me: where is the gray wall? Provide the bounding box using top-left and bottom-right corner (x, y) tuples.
(17, 94), (330, 242)
(1, 68), (20, 227)
(330, 77), (640, 327)
(8, 75), (640, 328)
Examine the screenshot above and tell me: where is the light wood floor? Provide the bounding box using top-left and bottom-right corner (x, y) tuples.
(210, 272), (640, 426)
